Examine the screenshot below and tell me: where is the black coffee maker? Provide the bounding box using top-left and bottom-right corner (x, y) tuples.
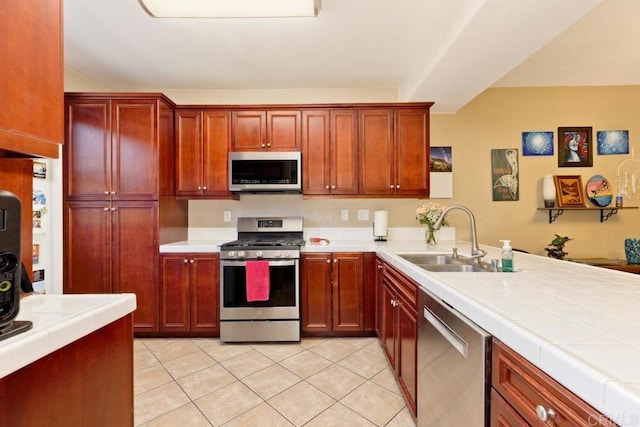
(0, 190), (32, 340)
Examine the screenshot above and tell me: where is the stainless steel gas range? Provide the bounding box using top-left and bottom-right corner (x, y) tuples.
(219, 217), (304, 342)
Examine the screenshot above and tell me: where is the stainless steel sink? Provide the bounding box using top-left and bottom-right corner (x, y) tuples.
(398, 254), (462, 265)
(417, 264), (489, 273)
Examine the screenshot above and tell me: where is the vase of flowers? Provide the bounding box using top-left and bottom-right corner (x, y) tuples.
(415, 202), (448, 245)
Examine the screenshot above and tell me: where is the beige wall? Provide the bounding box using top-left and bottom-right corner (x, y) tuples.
(64, 71), (640, 259)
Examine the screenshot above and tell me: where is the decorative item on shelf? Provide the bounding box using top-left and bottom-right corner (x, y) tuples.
(542, 174), (556, 208)
(585, 175), (613, 207)
(416, 202), (448, 245)
(554, 175), (586, 208)
(624, 238), (640, 265)
(545, 234), (572, 260)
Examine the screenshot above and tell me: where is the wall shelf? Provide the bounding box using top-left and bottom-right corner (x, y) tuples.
(538, 206), (638, 223)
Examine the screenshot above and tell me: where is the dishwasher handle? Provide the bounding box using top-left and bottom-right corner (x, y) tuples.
(423, 306), (468, 358)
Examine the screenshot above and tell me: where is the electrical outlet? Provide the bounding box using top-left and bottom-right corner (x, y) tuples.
(341, 209), (349, 221)
(223, 211), (231, 222)
(357, 209), (369, 221)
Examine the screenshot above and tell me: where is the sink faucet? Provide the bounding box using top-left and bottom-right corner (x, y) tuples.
(433, 205), (487, 264)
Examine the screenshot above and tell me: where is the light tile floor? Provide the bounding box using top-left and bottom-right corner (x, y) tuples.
(134, 337), (416, 426)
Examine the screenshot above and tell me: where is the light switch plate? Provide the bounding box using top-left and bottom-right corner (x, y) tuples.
(357, 209), (369, 221)
(223, 211), (231, 222)
(341, 209), (349, 221)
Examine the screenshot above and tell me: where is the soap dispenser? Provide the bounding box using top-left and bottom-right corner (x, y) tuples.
(499, 240), (514, 272)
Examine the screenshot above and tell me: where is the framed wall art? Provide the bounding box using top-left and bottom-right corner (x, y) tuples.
(558, 127), (592, 167)
(554, 175), (586, 207)
(597, 130), (629, 155)
(522, 131), (553, 156)
(491, 148), (519, 201)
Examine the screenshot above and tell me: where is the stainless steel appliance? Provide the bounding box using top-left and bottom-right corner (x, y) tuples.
(228, 151), (302, 193)
(418, 287), (491, 426)
(220, 216), (304, 342)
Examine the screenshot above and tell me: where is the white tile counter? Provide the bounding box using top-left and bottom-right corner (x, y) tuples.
(162, 237), (640, 424)
(0, 293), (136, 378)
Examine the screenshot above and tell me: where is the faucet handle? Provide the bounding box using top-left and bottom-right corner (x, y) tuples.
(452, 248), (458, 258)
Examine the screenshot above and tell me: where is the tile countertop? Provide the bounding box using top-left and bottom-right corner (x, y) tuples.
(0, 293), (137, 378)
(162, 237), (640, 423)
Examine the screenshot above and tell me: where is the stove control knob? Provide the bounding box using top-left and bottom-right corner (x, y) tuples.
(274, 251), (282, 258)
(228, 251), (235, 258)
(283, 250), (291, 258)
(255, 250), (263, 258)
(237, 251), (245, 258)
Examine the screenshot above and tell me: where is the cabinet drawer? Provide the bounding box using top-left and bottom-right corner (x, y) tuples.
(383, 263), (417, 306)
(492, 340), (616, 426)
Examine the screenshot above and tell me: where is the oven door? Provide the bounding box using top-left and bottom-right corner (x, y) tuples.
(220, 259), (299, 320)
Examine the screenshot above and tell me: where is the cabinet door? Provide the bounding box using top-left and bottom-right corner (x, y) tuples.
(111, 201), (159, 332)
(64, 100), (112, 201)
(301, 253), (332, 332)
(359, 109), (394, 195)
(332, 253), (363, 332)
(202, 111), (232, 197)
(111, 99), (159, 200)
(397, 293), (418, 416)
(63, 201), (112, 294)
(175, 110), (203, 196)
(330, 110), (359, 195)
(380, 280), (397, 368)
(301, 110), (331, 195)
(160, 255), (190, 331)
(267, 110), (301, 151)
(395, 108), (430, 196)
(231, 111), (266, 151)
(491, 389), (529, 427)
(0, 0), (63, 158)
(190, 254), (219, 332)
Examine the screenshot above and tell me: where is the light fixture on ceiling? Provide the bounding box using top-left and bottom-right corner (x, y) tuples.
(138, 0), (321, 18)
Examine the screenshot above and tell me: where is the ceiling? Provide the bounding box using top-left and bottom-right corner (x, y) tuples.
(64, 0), (639, 113)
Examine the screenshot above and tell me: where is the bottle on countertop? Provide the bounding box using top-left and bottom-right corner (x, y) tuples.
(499, 240), (514, 272)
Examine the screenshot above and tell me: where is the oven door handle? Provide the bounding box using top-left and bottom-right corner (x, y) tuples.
(221, 259), (297, 267)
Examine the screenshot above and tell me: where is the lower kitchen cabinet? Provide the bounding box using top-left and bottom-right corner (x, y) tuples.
(378, 259), (418, 417)
(63, 200), (159, 332)
(491, 339), (617, 426)
(301, 252), (365, 334)
(160, 253), (219, 335)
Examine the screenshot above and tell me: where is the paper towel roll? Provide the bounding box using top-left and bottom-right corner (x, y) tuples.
(373, 210), (389, 240)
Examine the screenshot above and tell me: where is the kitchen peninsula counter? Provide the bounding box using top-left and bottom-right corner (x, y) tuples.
(162, 238), (640, 424)
(0, 293), (137, 426)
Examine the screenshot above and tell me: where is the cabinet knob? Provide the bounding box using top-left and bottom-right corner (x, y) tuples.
(267, 142), (271, 147)
(104, 191), (110, 195)
(535, 405), (556, 422)
(390, 185), (394, 189)
(103, 207), (109, 211)
(326, 259), (331, 263)
(183, 259), (188, 263)
(190, 259), (195, 264)
(333, 259), (337, 263)
(331, 185), (336, 189)
(325, 185), (330, 189)
(261, 143), (266, 148)
(111, 207), (116, 211)
(197, 186), (202, 190)
(396, 185), (399, 189)
(202, 186), (207, 190)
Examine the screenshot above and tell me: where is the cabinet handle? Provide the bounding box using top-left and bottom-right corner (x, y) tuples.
(267, 142), (271, 147)
(202, 186), (207, 190)
(325, 185), (330, 189)
(326, 259), (331, 263)
(183, 259), (188, 263)
(390, 185), (394, 189)
(103, 207), (109, 211)
(104, 191), (109, 195)
(197, 186), (202, 190)
(110, 191), (116, 195)
(535, 405), (556, 422)
(110, 207), (116, 211)
(390, 299), (398, 307)
(396, 185), (400, 189)
(261, 143), (266, 148)
(333, 259), (337, 263)
(190, 259), (195, 264)
(331, 185), (336, 189)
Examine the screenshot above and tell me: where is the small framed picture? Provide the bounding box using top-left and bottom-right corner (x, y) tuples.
(558, 127), (593, 167)
(597, 130), (629, 155)
(554, 175), (586, 207)
(522, 131), (554, 156)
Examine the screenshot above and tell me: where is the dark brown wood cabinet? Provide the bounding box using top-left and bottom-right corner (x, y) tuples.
(359, 107), (430, 197)
(301, 252), (364, 334)
(378, 259), (419, 417)
(175, 109), (233, 198)
(0, 0), (63, 158)
(302, 110), (358, 195)
(231, 110), (301, 151)
(64, 201), (160, 331)
(160, 253), (219, 335)
(63, 93), (186, 333)
(491, 339), (616, 427)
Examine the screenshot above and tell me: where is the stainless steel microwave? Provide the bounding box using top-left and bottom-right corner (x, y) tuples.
(228, 151), (302, 193)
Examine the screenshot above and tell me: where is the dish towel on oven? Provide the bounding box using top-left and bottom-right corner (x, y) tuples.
(246, 260), (270, 302)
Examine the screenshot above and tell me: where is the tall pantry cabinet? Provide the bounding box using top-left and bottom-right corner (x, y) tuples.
(63, 93), (187, 332)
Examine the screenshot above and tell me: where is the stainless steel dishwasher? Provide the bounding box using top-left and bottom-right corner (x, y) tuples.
(417, 288), (491, 427)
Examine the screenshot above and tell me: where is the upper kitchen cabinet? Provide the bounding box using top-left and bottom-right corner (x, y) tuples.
(231, 110), (301, 151)
(359, 106), (431, 197)
(175, 109), (233, 198)
(302, 110), (358, 195)
(0, 0), (63, 158)
(64, 94), (176, 201)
